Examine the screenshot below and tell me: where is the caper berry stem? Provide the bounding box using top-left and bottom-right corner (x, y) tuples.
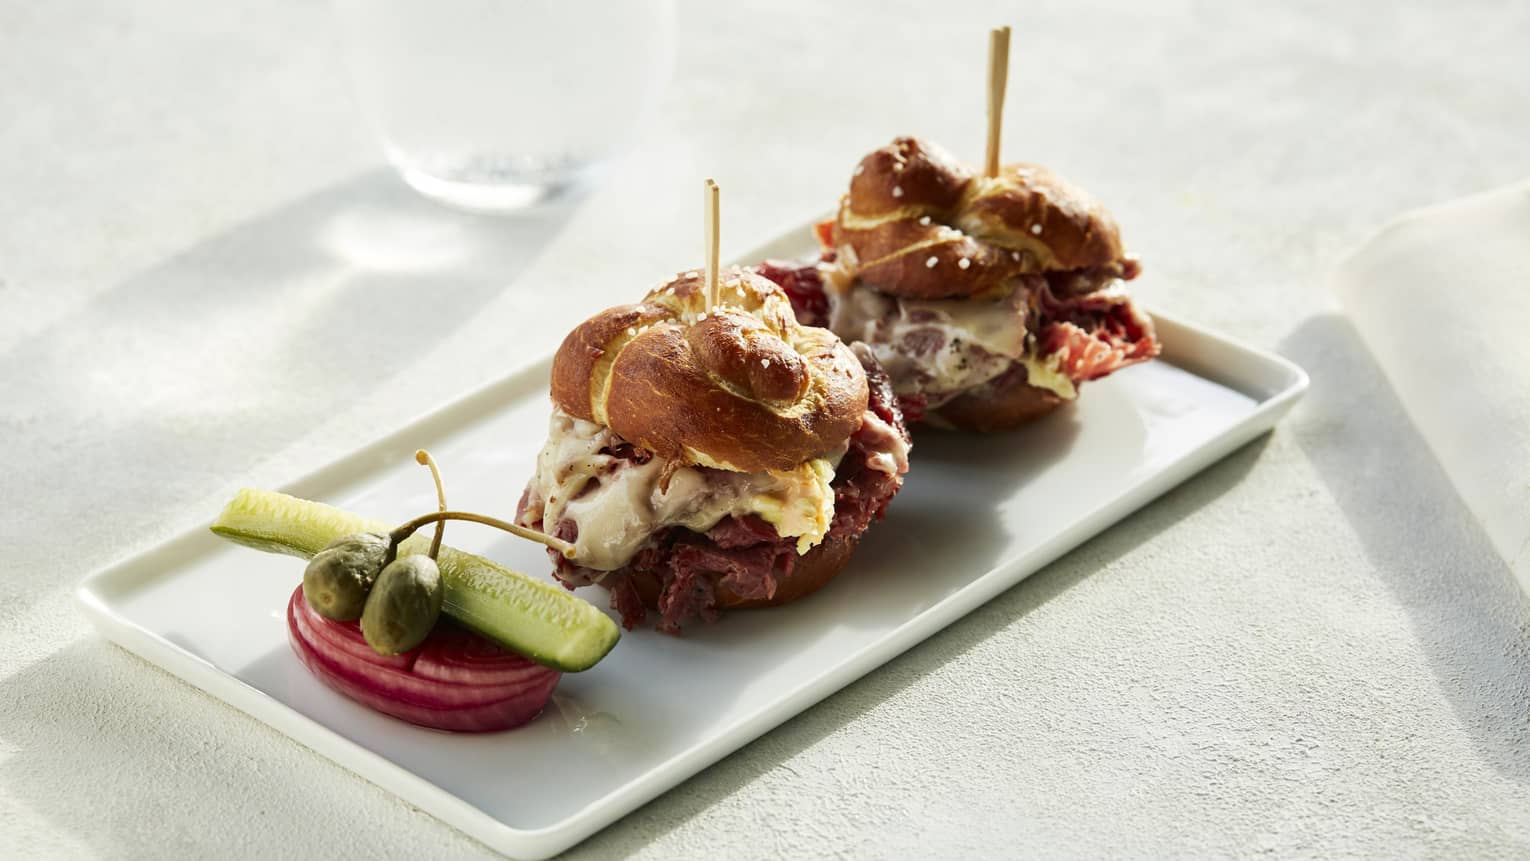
(414, 449), (448, 560)
(388, 510), (577, 559)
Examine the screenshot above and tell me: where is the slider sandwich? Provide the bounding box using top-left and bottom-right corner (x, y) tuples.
(516, 267), (910, 632)
(762, 136), (1159, 431)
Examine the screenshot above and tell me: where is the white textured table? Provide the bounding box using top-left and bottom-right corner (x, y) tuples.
(5, 2), (1530, 857)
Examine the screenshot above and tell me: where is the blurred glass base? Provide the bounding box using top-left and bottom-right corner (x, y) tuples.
(388, 148), (596, 214)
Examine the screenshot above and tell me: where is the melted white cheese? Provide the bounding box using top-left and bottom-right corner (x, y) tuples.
(827, 285), (1028, 405)
(518, 411), (843, 571)
(857, 410), (911, 477)
(823, 275), (1095, 403)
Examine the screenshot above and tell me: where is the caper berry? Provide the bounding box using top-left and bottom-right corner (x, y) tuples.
(302, 531), (390, 621)
(360, 554), (443, 655)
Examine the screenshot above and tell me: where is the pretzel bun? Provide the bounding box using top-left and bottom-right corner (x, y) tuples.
(834, 136), (1134, 300)
(929, 372), (1066, 432)
(624, 533), (861, 612)
(551, 267), (868, 473)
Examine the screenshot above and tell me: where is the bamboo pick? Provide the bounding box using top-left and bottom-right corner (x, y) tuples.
(703, 178), (721, 309)
(985, 25), (1011, 179)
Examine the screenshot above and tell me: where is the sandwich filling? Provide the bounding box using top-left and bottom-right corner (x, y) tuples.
(761, 256), (1156, 418)
(517, 347), (911, 632)
(518, 410), (844, 572)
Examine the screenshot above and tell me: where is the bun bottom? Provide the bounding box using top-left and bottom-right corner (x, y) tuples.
(931, 375), (1067, 432)
(625, 534), (861, 612)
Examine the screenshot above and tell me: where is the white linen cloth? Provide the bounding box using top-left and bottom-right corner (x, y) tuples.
(1336, 182), (1530, 593)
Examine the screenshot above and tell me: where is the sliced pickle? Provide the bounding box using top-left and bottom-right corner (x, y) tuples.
(211, 488), (618, 672)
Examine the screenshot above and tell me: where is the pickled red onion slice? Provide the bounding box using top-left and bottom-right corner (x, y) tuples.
(286, 586), (560, 732)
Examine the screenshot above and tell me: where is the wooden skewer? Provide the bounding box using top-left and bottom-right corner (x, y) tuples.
(984, 25), (1011, 179)
(703, 178), (721, 309)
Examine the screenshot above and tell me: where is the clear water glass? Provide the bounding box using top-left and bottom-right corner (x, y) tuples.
(334, 0), (675, 213)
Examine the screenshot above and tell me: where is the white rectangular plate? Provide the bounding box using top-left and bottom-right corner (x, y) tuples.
(78, 220), (1307, 859)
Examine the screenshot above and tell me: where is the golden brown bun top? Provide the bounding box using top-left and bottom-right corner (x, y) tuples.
(551, 267), (869, 474)
(834, 136), (1136, 300)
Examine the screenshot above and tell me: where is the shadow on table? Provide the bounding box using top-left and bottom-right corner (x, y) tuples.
(566, 431), (1273, 858)
(1281, 313), (1530, 781)
(0, 169), (579, 627)
(0, 638), (480, 858)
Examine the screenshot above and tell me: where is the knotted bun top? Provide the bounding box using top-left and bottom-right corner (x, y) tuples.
(833, 137), (1138, 300)
(551, 267), (869, 474)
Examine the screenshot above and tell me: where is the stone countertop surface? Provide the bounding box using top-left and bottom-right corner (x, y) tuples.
(4, 1), (1529, 857)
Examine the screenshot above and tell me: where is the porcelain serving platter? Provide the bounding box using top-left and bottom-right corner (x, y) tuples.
(77, 219), (1308, 859)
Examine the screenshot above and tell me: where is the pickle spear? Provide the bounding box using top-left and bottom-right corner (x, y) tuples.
(211, 488), (618, 672)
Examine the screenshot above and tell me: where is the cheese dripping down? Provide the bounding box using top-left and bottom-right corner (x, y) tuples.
(517, 410), (847, 572)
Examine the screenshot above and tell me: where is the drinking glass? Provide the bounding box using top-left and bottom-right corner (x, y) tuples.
(334, 0), (675, 212)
